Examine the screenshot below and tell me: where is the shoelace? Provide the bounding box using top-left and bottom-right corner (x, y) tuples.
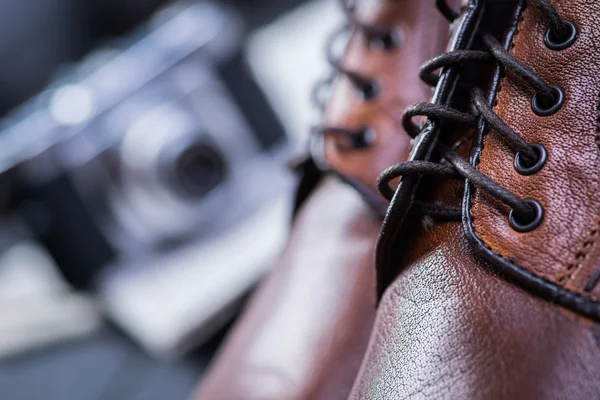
(377, 0), (577, 232)
(311, 0), (455, 154)
(310, 0), (398, 152)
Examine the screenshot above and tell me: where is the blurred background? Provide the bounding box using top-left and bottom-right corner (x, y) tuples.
(0, 0), (341, 398)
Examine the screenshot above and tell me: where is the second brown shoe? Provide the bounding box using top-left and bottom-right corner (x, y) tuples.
(192, 0), (454, 398)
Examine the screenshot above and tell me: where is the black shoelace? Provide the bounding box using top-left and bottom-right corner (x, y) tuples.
(311, 0), (456, 154)
(377, 0), (577, 232)
(310, 0), (398, 152)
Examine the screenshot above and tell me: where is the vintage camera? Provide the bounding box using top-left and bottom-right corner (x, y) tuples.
(0, 1), (291, 293)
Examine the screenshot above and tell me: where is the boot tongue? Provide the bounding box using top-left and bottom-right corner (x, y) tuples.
(374, 0), (525, 299)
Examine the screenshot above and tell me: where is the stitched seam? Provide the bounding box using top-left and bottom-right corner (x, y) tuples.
(467, 3), (586, 292)
(557, 93), (600, 292)
(469, 7), (600, 308)
(470, 208), (600, 307)
(558, 219), (600, 286)
(471, 5), (523, 239)
(557, 92), (600, 291)
(595, 91), (600, 152)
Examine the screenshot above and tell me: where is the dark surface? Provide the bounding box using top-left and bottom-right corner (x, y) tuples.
(0, 326), (225, 400)
(0, 0), (168, 116)
(19, 175), (116, 290)
(217, 52), (287, 150)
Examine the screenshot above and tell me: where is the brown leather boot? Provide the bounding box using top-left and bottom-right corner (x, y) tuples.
(192, 1), (452, 399)
(351, 0), (600, 398)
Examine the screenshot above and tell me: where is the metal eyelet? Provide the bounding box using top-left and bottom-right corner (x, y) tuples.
(531, 85), (564, 116)
(370, 30), (398, 51)
(544, 21), (578, 51)
(514, 143), (547, 176)
(360, 80), (379, 100)
(509, 199), (544, 233)
(334, 126), (376, 151)
(351, 126), (376, 149)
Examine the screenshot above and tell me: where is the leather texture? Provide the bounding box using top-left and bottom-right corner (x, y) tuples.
(375, 0), (501, 297)
(321, 0), (451, 212)
(194, 177), (380, 400)
(469, 0), (600, 310)
(350, 0), (600, 398)
(350, 218), (600, 400)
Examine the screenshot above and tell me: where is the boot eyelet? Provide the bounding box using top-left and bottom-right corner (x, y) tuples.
(370, 31), (399, 51)
(509, 199), (544, 233)
(544, 21), (578, 51)
(334, 126), (376, 151)
(531, 85), (564, 116)
(360, 81), (379, 100)
(514, 143), (547, 175)
(352, 126), (376, 149)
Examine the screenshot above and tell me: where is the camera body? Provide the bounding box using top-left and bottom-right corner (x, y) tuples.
(0, 1), (290, 289)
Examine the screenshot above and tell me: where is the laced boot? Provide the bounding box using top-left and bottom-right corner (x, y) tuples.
(351, 0), (600, 398)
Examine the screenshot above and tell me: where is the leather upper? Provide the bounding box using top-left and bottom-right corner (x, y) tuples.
(316, 0), (451, 214)
(375, 0), (502, 298)
(195, 177), (380, 400)
(350, 218), (600, 400)
(468, 0), (600, 312)
(350, 0), (600, 398)
(376, 0), (600, 319)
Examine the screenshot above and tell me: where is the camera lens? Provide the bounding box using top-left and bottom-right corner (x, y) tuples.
(172, 143), (227, 198)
